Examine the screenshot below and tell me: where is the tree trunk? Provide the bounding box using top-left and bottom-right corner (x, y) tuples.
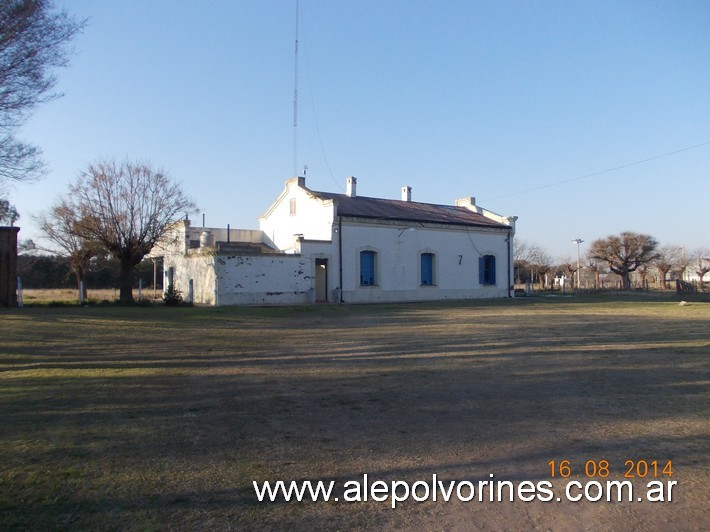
(119, 257), (134, 304)
(74, 268), (87, 302)
(621, 272), (632, 290)
(657, 268), (668, 289)
(698, 270), (708, 290)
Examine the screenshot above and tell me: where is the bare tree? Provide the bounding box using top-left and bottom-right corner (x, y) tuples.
(530, 247), (553, 290)
(673, 247), (690, 282)
(514, 239), (553, 290)
(653, 245), (680, 289)
(0, 199), (20, 225)
(585, 255), (607, 289)
(636, 263), (651, 289)
(67, 159), (196, 304)
(513, 238), (532, 285)
(690, 247), (710, 290)
(514, 239), (539, 286)
(0, 0), (84, 186)
(35, 199), (99, 300)
(588, 232), (659, 290)
(558, 257), (576, 290)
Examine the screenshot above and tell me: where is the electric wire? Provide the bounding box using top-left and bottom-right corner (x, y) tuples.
(294, 1), (343, 191)
(306, 55), (343, 192)
(482, 140), (710, 202)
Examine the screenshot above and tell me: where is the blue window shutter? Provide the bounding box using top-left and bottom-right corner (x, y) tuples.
(360, 250), (375, 285)
(480, 255), (496, 285)
(421, 253), (433, 285)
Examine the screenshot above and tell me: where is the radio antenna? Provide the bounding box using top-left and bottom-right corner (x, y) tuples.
(293, 0), (299, 177)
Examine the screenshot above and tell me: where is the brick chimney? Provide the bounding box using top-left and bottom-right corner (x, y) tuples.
(401, 185), (412, 202)
(346, 176), (357, 197)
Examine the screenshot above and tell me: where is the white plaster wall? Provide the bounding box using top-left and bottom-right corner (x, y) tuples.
(338, 221), (512, 303)
(183, 227), (265, 249)
(211, 228), (263, 244)
(215, 254), (314, 305)
(151, 220), (191, 257)
(155, 199), (514, 306)
(164, 251), (217, 305)
(299, 240), (340, 302)
(259, 180), (335, 251)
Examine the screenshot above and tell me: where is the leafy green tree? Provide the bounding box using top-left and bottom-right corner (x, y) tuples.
(17, 254), (71, 288)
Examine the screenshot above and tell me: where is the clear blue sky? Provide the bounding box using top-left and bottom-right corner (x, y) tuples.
(10, 0), (710, 259)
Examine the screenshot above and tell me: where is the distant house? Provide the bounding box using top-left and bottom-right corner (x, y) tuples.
(153, 176), (517, 305)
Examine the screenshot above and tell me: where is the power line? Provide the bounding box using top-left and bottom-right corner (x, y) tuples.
(306, 58), (343, 192)
(299, 7), (343, 192)
(482, 140), (710, 202)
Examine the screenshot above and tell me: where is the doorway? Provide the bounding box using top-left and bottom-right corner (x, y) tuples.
(315, 258), (328, 302)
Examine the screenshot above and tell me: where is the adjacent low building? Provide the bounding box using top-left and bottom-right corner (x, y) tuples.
(153, 176), (517, 305)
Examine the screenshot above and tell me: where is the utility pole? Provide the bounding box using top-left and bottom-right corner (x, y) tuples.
(572, 238), (584, 290)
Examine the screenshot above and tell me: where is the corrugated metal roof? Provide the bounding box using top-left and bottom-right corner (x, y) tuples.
(311, 191), (509, 229)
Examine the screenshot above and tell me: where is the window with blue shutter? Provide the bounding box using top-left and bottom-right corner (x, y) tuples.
(360, 250), (376, 286)
(421, 253), (434, 286)
(479, 255), (496, 285)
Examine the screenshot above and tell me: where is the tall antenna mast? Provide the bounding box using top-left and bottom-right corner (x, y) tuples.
(293, 0), (299, 177)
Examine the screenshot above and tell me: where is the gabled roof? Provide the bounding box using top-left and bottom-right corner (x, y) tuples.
(310, 191), (509, 229)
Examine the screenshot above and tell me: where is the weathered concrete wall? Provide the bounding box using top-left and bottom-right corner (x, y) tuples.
(166, 251), (217, 305)
(298, 240), (339, 302)
(215, 254), (314, 305)
(0, 227), (19, 307)
(157, 221), (313, 305)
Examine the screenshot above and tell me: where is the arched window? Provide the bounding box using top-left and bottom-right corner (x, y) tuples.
(360, 250), (377, 286)
(421, 253), (434, 286)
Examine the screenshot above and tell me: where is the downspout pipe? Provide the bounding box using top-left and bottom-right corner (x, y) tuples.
(338, 216), (344, 303)
(507, 230), (513, 298)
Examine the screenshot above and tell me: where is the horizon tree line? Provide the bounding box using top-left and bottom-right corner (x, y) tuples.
(515, 233), (710, 291)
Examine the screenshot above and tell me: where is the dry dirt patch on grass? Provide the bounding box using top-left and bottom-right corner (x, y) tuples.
(0, 297), (708, 530)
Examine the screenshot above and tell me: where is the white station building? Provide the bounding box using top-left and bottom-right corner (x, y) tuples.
(153, 176), (517, 305)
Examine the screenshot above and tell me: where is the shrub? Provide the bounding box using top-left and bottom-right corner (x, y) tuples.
(163, 283), (183, 306)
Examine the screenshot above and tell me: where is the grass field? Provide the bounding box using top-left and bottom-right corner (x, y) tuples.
(1, 295), (708, 530)
(18, 288), (161, 305)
